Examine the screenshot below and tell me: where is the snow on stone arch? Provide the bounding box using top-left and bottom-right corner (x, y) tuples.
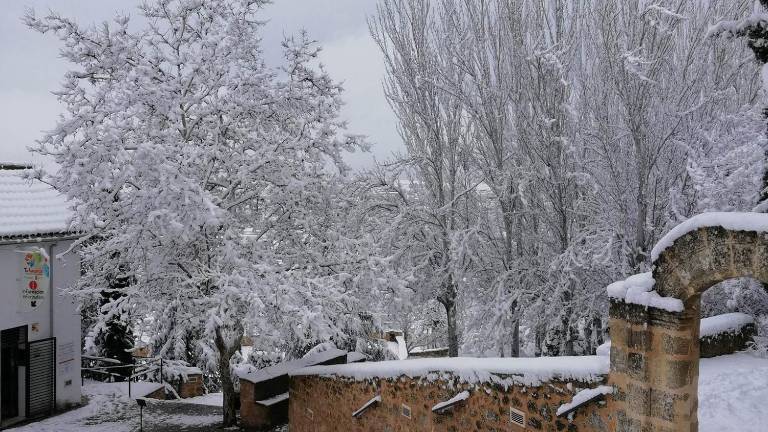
(608, 212), (768, 312)
(650, 212), (768, 262)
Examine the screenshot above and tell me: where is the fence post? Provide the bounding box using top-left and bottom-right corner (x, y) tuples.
(129, 364), (133, 398)
(160, 358), (163, 384)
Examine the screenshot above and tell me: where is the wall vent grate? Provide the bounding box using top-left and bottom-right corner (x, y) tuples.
(401, 403), (412, 419)
(510, 407), (526, 427)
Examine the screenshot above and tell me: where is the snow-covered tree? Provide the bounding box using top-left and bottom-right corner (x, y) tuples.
(370, 0), (482, 356)
(26, 0), (364, 425)
(371, 0), (766, 357)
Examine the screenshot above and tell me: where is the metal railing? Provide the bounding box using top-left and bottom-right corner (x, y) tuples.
(81, 354), (165, 398)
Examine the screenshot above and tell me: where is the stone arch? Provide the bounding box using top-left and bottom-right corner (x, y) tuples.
(653, 226), (768, 306)
(607, 223), (768, 432)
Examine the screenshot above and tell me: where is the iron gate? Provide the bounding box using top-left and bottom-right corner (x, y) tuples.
(26, 337), (56, 419)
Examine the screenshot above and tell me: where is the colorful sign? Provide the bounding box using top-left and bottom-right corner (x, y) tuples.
(19, 249), (50, 312)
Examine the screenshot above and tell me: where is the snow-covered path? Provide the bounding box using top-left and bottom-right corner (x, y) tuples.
(699, 353), (768, 432)
(8, 382), (224, 432)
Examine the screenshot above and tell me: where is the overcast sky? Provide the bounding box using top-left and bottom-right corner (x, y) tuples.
(0, 0), (401, 169)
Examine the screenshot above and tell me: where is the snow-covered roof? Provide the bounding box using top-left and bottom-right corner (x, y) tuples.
(291, 355), (609, 386)
(700, 313), (754, 338)
(0, 169), (74, 239)
(347, 352), (367, 363)
(236, 348), (347, 384)
(651, 212), (768, 262)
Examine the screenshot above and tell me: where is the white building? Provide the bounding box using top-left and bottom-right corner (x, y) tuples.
(0, 165), (81, 428)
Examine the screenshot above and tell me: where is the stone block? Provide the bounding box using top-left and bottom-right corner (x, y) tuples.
(666, 360), (692, 389)
(649, 389), (677, 421)
(626, 352), (647, 380)
(661, 334), (691, 356)
(626, 328), (653, 352)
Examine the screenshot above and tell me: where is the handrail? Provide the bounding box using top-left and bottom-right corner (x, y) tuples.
(81, 353), (165, 398)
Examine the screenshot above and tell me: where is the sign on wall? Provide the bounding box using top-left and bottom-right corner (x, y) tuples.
(19, 248), (50, 313)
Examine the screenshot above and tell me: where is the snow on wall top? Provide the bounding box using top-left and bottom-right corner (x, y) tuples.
(651, 212), (768, 262)
(606, 272), (684, 312)
(0, 169), (74, 238)
(291, 355), (609, 387)
(236, 348), (347, 384)
(700, 313), (754, 338)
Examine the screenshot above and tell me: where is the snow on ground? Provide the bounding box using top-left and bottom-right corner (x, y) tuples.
(8, 381), (224, 432)
(176, 392), (223, 406)
(698, 352), (768, 432)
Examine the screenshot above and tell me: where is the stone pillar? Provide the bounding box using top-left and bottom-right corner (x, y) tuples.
(608, 300), (700, 432)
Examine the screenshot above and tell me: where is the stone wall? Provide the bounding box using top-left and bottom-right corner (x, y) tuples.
(177, 374), (205, 398)
(700, 323), (756, 358)
(608, 301), (699, 432)
(240, 379), (288, 431)
(289, 374), (612, 432)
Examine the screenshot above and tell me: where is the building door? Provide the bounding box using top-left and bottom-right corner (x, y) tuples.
(26, 337), (56, 419)
(1, 325), (27, 421)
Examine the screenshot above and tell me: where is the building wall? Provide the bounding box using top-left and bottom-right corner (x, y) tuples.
(177, 374), (204, 399)
(240, 380), (288, 431)
(0, 239), (82, 413)
(51, 241), (82, 409)
(289, 374), (612, 432)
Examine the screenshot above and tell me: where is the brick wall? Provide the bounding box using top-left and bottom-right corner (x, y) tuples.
(289, 374), (612, 432)
(178, 373), (204, 398)
(240, 379), (289, 431)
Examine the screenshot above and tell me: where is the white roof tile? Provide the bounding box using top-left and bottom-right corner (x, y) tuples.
(0, 169), (73, 238)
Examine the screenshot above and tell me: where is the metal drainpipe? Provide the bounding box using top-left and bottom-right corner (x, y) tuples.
(48, 242), (56, 342)
(49, 242), (57, 412)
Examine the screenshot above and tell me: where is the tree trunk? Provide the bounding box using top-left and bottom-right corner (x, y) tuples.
(215, 327), (241, 427)
(439, 282), (459, 357)
(510, 319), (520, 357)
(509, 298), (520, 357)
(219, 357), (238, 427)
(501, 195), (521, 357)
